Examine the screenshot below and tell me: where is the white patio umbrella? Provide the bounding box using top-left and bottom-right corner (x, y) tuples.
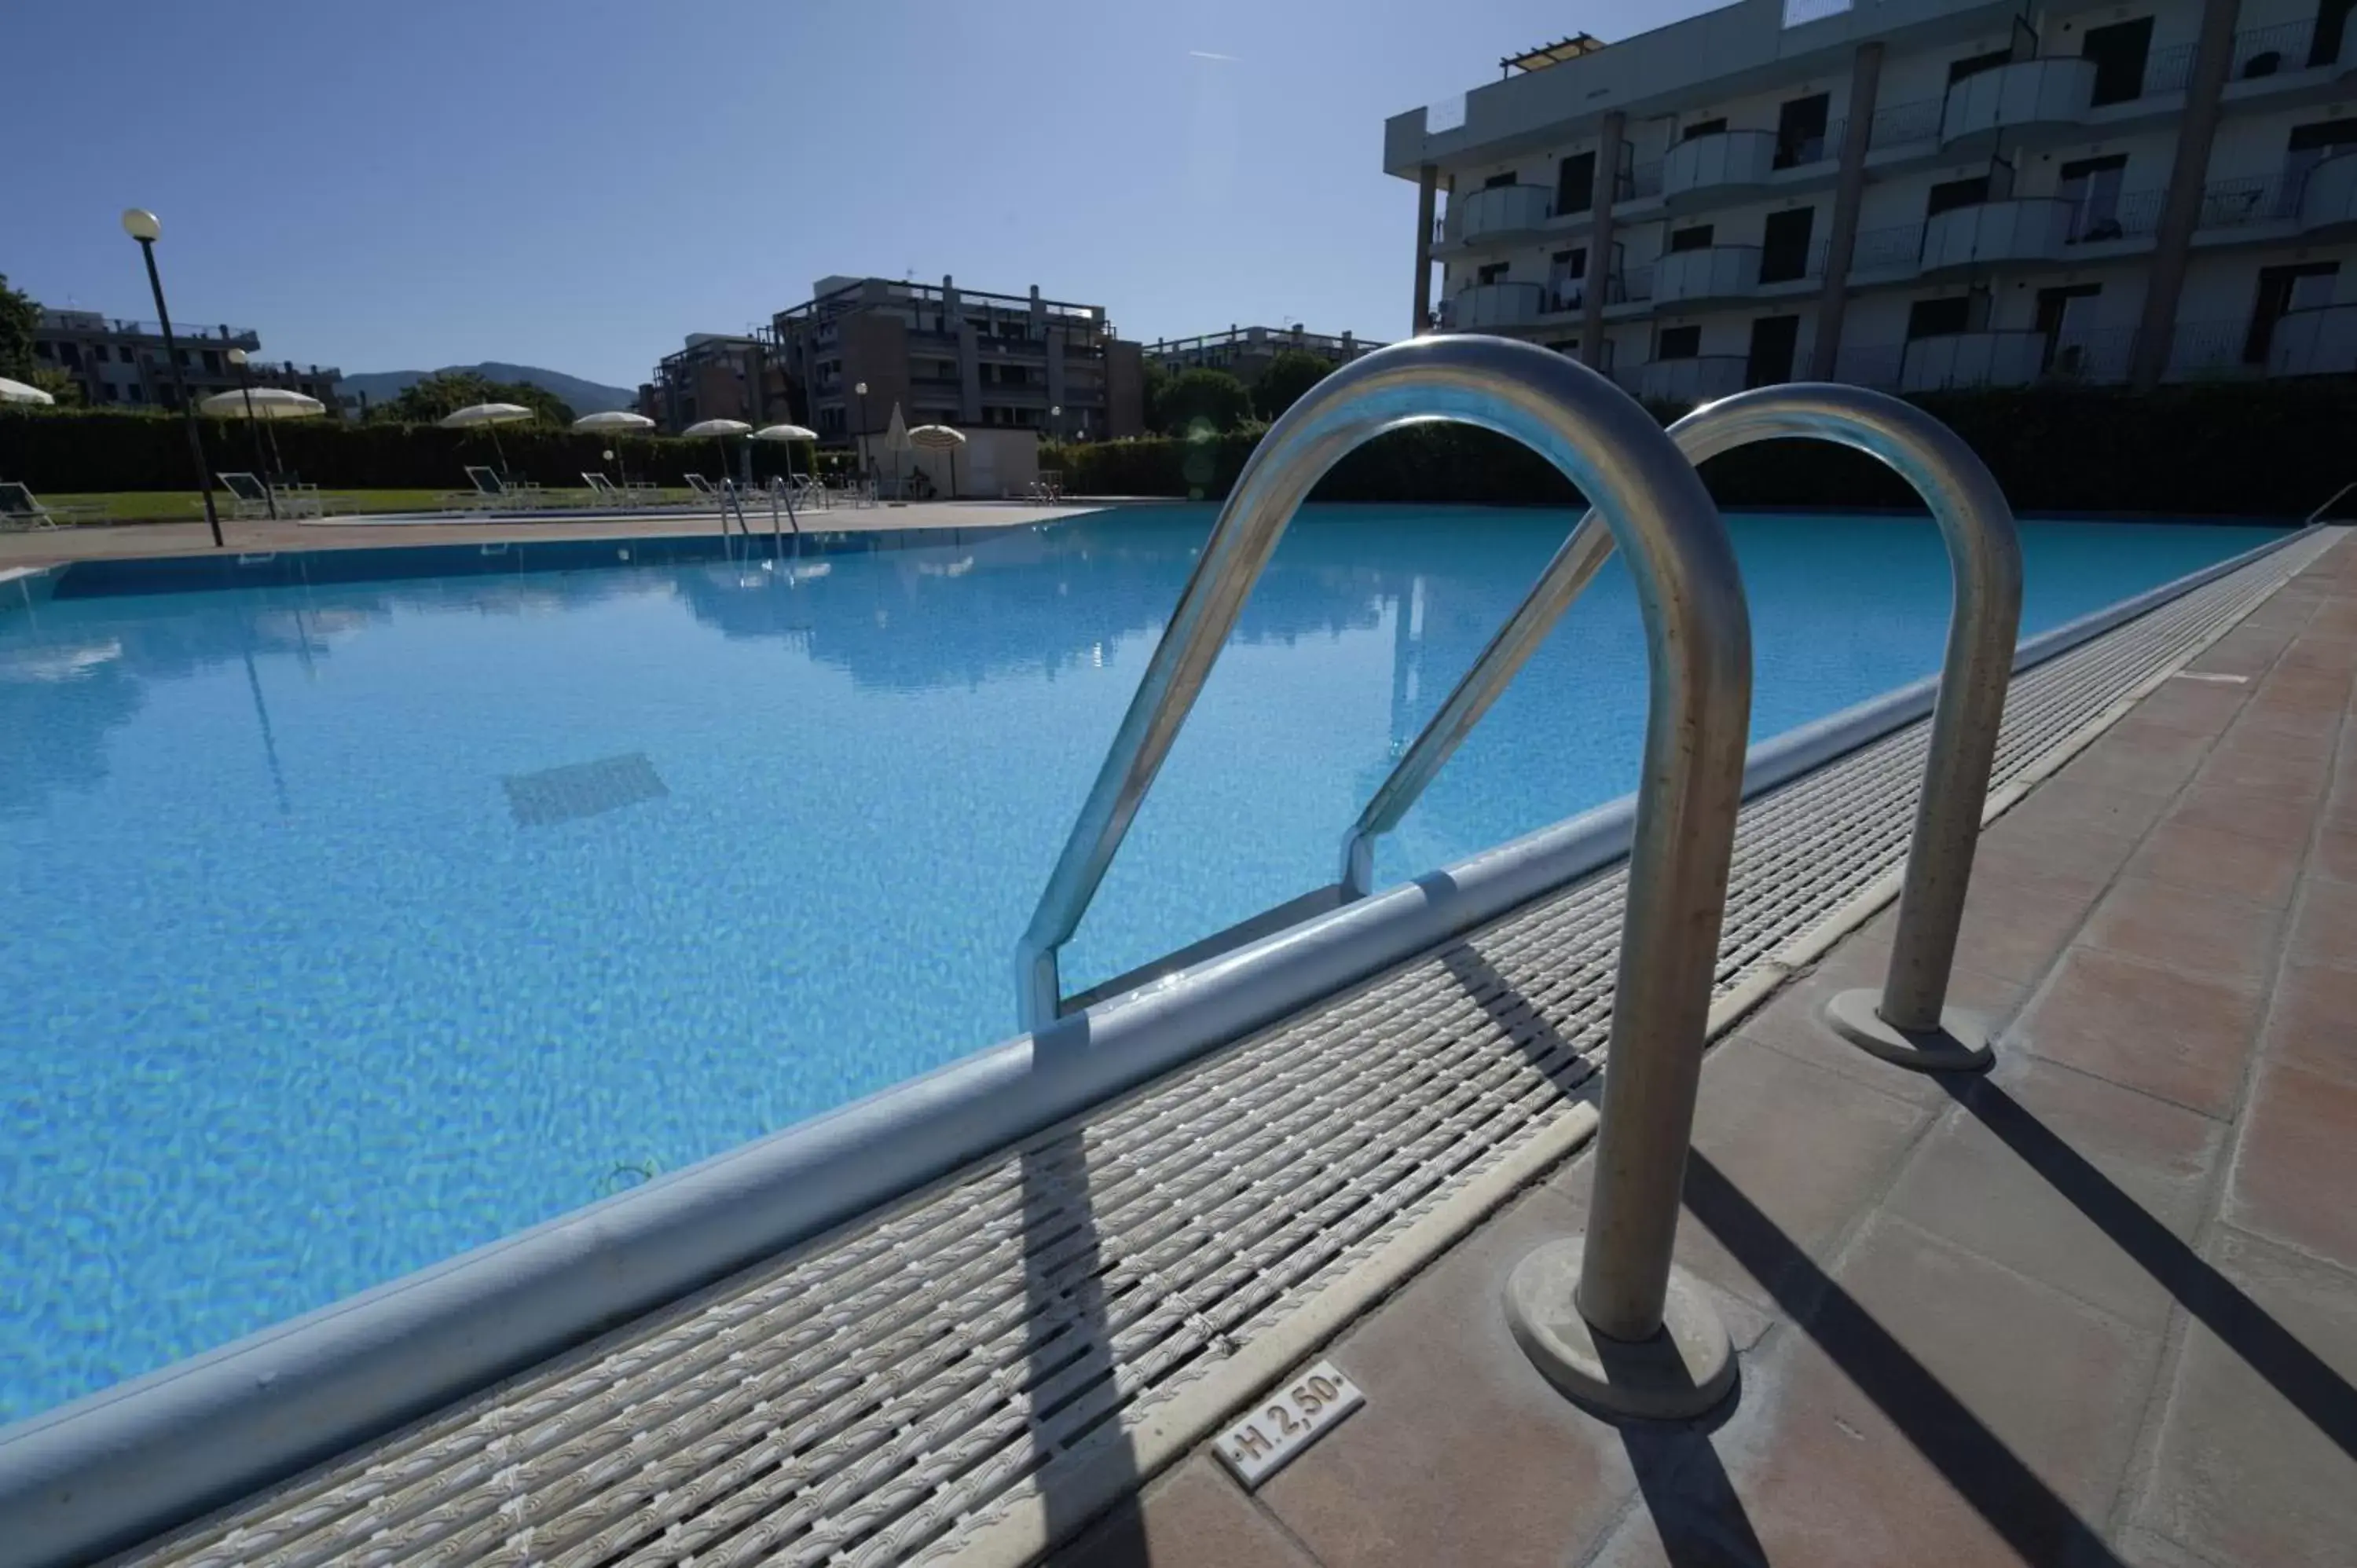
(199, 387), (328, 490)
(752, 422), (818, 485)
(907, 423), (967, 499)
(574, 410), (657, 488)
(682, 418), (752, 491)
(438, 401), (536, 471)
(0, 376), (56, 405)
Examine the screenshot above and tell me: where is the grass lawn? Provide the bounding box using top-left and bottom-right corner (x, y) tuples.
(34, 487), (700, 523)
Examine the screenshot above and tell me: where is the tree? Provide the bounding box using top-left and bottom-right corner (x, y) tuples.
(373, 369), (574, 426)
(1157, 368), (1252, 435)
(0, 274), (42, 379)
(1139, 358), (1173, 433)
(1253, 350), (1336, 423)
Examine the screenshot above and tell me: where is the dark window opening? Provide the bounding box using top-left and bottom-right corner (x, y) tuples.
(1760, 207), (1817, 283)
(2286, 116), (2357, 200)
(1483, 170), (1519, 189)
(1747, 314), (1801, 387)
(2313, 0), (2354, 68)
(1906, 296), (1973, 339)
(1926, 175), (1992, 218)
(1475, 262), (1510, 285)
(2245, 261), (2341, 363)
(2082, 18), (2154, 106)
(1680, 117), (1728, 141)
(2034, 284), (2102, 372)
(1667, 224), (1715, 253)
(2058, 153), (2130, 240)
(1947, 49), (2013, 86)
(1556, 151), (1596, 215)
(1774, 93), (1831, 169)
(1657, 324), (1702, 359)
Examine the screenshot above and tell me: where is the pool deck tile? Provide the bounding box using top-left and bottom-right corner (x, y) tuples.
(1069, 533), (2357, 1568)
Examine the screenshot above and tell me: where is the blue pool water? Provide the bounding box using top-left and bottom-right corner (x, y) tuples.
(0, 505), (2279, 1420)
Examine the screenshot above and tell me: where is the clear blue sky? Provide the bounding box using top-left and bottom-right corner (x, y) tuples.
(10, 0), (1710, 390)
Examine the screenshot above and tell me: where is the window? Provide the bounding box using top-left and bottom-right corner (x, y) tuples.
(1947, 48), (2011, 86)
(1926, 174), (1991, 218)
(2286, 118), (2357, 200)
(2245, 262), (2341, 363)
(2058, 154), (2129, 240)
(1679, 117), (1727, 142)
(1556, 151), (1596, 216)
(2034, 284), (2102, 372)
(1476, 261), (1511, 284)
(2081, 18), (2154, 107)
(58, 343), (82, 369)
(1667, 223), (1715, 253)
(2314, 0), (2353, 68)
(1550, 247), (1588, 308)
(126, 383), (143, 402)
(203, 350), (222, 374)
(1483, 170), (1519, 189)
(1760, 207), (1816, 283)
(1747, 315), (1802, 387)
(90, 344), (108, 363)
(34, 341), (52, 360)
(1656, 324), (1702, 359)
(1773, 93), (1831, 169)
(1906, 296), (1973, 339)
(101, 383), (119, 402)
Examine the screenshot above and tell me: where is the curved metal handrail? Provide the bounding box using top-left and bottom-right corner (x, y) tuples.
(1340, 382), (2023, 1053)
(1015, 334), (1754, 1381)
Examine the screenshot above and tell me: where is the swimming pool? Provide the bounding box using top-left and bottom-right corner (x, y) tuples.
(0, 504), (2281, 1420)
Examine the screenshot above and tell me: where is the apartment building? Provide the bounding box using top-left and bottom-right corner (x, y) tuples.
(31, 309), (343, 411)
(766, 276), (1146, 448)
(1386, 0), (2357, 404)
(636, 333), (791, 432)
(1146, 324), (1386, 383)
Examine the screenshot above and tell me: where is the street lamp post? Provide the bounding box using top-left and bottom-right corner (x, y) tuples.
(226, 347), (277, 517)
(1050, 403), (1061, 441)
(855, 380), (871, 482)
(123, 209), (224, 548)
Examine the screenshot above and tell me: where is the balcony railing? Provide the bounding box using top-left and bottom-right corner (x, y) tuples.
(1450, 181), (1553, 242)
(1636, 355), (1750, 406)
(2169, 320), (2256, 379)
(2300, 149), (2357, 230)
(2268, 303), (2357, 376)
(2199, 174), (2296, 228)
(1921, 197), (2073, 269)
(2063, 187), (2165, 243)
(1868, 99), (1942, 151)
(1941, 57), (2096, 145)
(1849, 224), (1924, 274)
(1653, 245), (1763, 305)
(1772, 117), (1845, 171)
(1625, 159), (1664, 200)
(1443, 280), (1545, 329)
(1900, 332), (2047, 391)
(1662, 130), (1778, 200)
(1835, 344), (1904, 389)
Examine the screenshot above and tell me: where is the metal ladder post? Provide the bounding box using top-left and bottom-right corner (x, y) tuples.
(1339, 383), (2022, 1072)
(1013, 335), (1755, 1418)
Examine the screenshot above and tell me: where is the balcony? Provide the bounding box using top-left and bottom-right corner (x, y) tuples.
(1847, 224), (1923, 277)
(2299, 150), (2357, 233)
(2268, 304), (2357, 376)
(1637, 356), (1748, 406)
(1449, 183), (1552, 244)
(1899, 332), (2047, 392)
(1443, 281), (1544, 330)
(1662, 130), (1777, 205)
(1652, 245), (1761, 306)
(1868, 99), (1943, 152)
(1919, 198), (2073, 273)
(1940, 58), (2095, 149)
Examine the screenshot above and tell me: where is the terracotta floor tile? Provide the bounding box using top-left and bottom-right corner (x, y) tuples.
(1679, 1217), (2157, 1568)
(2218, 716), (2338, 764)
(2317, 826), (2357, 885)
(1735, 950), (2020, 1113)
(2128, 818), (2303, 910)
(2166, 781), (2320, 850)
(1886, 1057), (2226, 1330)
(2195, 744), (2330, 804)
(2131, 680), (2250, 737)
(2265, 963), (2357, 1086)
(1997, 775), (2174, 843)
(1050, 1458), (1317, 1568)
(2011, 949), (2262, 1118)
(2076, 875), (2286, 987)
(2131, 1228), (2357, 1568)
(2225, 1060), (2357, 1269)
(1256, 1185), (1653, 1568)
(1948, 877), (2103, 985)
(2289, 876), (2357, 973)
(1551, 1038), (1930, 1312)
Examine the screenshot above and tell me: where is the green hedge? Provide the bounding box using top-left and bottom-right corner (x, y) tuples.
(0, 408), (856, 493)
(1045, 379), (2357, 518)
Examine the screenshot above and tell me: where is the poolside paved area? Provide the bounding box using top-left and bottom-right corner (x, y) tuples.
(0, 498), (1124, 570)
(1058, 535), (2357, 1566)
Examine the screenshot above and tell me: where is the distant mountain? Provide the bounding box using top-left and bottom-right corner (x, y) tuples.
(339, 363), (636, 414)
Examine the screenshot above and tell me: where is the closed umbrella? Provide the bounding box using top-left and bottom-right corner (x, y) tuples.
(198, 387), (326, 486)
(907, 423), (966, 500)
(882, 402), (910, 496)
(438, 401), (536, 472)
(0, 376), (55, 405)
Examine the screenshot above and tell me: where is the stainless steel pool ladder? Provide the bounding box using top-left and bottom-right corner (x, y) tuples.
(1013, 336), (2025, 1418)
(1339, 382), (2025, 1068)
